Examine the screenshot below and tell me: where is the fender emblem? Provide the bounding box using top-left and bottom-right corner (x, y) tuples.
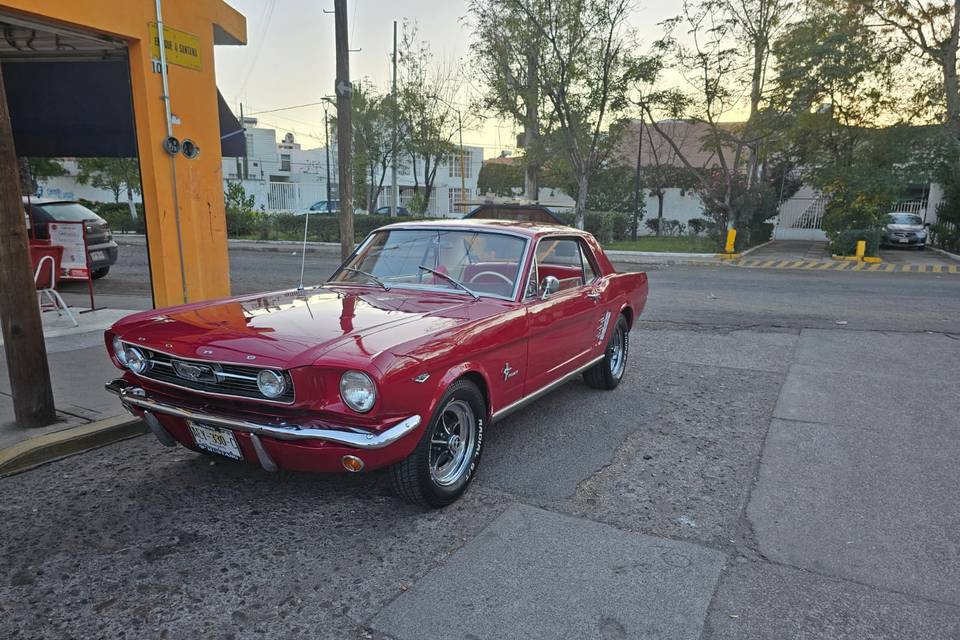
(502, 363), (518, 381)
(413, 373), (430, 383)
(596, 311), (612, 344)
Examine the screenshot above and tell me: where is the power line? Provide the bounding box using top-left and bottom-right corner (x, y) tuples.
(247, 101), (328, 116)
(235, 0), (277, 100)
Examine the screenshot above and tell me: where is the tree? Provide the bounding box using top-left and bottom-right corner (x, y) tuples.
(344, 82), (401, 212)
(477, 160), (524, 196)
(510, 0), (643, 229)
(467, 0), (546, 199)
(856, 0), (960, 147)
(397, 21), (462, 213)
(76, 157), (142, 220)
(19, 157), (65, 195)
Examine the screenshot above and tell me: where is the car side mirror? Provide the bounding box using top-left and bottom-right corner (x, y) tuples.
(540, 275), (560, 300)
(924, 222), (931, 227)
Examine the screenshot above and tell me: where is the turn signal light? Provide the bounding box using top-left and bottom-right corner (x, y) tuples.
(341, 455), (364, 473)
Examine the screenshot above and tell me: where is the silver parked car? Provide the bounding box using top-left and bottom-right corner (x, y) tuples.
(882, 212), (928, 250)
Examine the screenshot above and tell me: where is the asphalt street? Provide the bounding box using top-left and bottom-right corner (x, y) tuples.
(5, 243), (960, 639)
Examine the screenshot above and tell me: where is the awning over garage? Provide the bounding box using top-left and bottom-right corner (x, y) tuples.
(1, 60), (244, 157)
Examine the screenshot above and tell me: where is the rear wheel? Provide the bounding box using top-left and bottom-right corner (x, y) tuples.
(91, 266), (110, 279)
(584, 314), (629, 390)
(390, 379), (485, 508)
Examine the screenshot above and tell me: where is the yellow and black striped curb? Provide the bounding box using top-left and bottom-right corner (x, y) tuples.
(733, 258), (960, 273)
(0, 416), (145, 478)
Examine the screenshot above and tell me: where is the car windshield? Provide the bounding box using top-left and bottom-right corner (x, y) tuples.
(36, 202), (105, 223)
(889, 213), (923, 225)
(330, 228), (527, 299)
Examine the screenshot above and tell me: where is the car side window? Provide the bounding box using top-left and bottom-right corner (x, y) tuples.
(535, 238), (587, 292)
(578, 241), (599, 285)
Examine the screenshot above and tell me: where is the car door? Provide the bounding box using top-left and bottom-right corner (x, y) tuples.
(523, 236), (606, 394)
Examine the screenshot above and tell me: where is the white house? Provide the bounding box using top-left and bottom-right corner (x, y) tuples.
(225, 118), (482, 216)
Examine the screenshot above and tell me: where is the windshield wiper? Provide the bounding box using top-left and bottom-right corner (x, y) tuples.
(418, 265), (479, 299)
(337, 267), (390, 290)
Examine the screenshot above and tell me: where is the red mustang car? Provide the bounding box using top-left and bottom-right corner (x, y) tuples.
(105, 220), (648, 507)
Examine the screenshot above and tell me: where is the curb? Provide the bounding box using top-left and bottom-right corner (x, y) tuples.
(930, 246), (960, 263)
(115, 234), (343, 255)
(739, 240), (774, 257)
(0, 415), (145, 479)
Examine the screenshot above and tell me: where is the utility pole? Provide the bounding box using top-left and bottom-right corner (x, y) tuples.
(632, 116), (644, 241)
(390, 20), (398, 217)
(0, 65), (56, 428)
(457, 109), (466, 214)
(333, 0), (354, 260)
(324, 106), (332, 213)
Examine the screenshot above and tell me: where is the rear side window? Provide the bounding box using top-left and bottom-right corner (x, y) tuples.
(36, 202), (104, 223)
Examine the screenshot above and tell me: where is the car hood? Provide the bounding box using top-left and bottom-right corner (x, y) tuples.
(886, 223), (925, 232)
(112, 286), (475, 370)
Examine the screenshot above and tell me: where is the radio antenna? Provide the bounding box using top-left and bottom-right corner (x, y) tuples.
(296, 209), (310, 291)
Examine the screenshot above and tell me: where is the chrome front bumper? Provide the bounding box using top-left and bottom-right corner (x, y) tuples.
(105, 378), (421, 450)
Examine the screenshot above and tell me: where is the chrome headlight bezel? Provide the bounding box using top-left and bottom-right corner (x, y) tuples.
(339, 370), (377, 413)
(256, 369), (287, 399)
(112, 336), (128, 366)
(124, 347), (150, 374)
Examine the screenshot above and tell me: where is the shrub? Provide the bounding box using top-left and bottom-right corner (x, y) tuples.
(660, 219), (684, 236)
(555, 211), (630, 242)
(829, 229), (882, 257)
(687, 218), (707, 236)
(644, 218), (660, 234)
(91, 202), (146, 234)
(930, 221), (960, 252)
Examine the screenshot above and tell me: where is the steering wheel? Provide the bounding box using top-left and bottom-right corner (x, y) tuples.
(468, 271), (513, 286)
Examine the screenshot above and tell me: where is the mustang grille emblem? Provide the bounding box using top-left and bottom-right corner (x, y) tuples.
(172, 360), (220, 383)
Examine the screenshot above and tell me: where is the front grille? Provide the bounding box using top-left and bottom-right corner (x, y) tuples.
(132, 346), (295, 403)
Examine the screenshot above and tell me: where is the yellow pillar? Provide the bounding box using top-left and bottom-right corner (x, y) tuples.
(0, 0), (246, 307)
(855, 240), (866, 261)
(724, 228), (737, 254)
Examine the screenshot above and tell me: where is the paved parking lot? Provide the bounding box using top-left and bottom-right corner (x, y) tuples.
(4, 246), (960, 639)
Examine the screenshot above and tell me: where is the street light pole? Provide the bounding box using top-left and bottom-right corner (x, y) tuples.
(457, 109), (466, 214)
(324, 105), (332, 213)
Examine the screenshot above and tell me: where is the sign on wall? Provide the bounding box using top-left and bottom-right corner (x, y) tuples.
(48, 221), (89, 280)
(148, 22), (201, 71)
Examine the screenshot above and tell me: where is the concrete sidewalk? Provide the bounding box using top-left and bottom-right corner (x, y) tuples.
(0, 306), (143, 475)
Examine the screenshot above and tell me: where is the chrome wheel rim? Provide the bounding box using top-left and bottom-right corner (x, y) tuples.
(429, 400), (476, 487)
(609, 325), (627, 379)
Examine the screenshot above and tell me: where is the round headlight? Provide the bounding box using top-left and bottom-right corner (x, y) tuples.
(340, 371), (376, 413)
(257, 369), (287, 399)
(112, 336), (128, 365)
(124, 347), (150, 374)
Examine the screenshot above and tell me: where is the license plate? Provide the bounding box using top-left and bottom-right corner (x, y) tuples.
(89, 250), (107, 261)
(189, 422), (242, 460)
(898, 238), (909, 243)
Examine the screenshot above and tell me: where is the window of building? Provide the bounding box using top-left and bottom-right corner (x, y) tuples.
(280, 154), (291, 172)
(448, 187), (470, 215)
(449, 151), (472, 178)
(398, 162), (410, 176)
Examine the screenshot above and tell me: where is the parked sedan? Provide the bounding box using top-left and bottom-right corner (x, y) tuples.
(24, 197), (119, 278)
(882, 212), (929, 249)
(294, 200), (340, 215)
(374, 206), (410, 216)
(105, 220), (648, 506)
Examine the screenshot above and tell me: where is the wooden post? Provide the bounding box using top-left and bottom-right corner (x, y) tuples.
(0, 65), (56, 428)
(333, 0), (354, 261)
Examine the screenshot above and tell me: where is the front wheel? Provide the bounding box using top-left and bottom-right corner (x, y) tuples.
(584, 314), (629, 390)
(389, 379), (485, 508)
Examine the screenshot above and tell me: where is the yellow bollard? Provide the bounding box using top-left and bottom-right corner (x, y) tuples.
(725, 228), (737, 254)
(855, 240), (866, 261)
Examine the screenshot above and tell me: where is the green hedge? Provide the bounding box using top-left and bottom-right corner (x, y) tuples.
(555, 211), (630, 243)
(830, 228), (882, 257)
(233, 213), (435, 243)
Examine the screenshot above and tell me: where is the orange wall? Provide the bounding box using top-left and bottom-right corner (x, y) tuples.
(0, 0), (246, 306)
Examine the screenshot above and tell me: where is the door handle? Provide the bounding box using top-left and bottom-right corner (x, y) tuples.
(586, 291), (601, 300)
